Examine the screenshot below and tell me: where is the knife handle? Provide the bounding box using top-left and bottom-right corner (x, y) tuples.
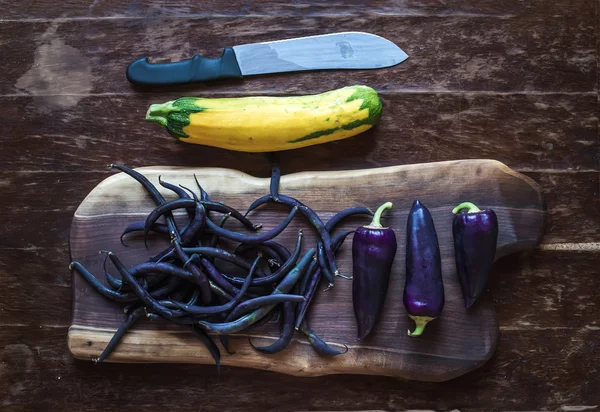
(126, 47), (243, 87)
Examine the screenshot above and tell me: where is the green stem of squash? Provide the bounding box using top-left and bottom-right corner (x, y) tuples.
(145, 101), (177, 127)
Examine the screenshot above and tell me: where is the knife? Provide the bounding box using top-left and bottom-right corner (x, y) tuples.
(126, 31), (408, 87)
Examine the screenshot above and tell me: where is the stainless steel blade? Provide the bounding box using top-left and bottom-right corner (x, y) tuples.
(232, 31), (408, 76)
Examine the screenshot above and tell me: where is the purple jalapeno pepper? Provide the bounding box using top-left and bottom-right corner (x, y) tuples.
(452, 201), (498, 309)
(404, 200), (444, 337)
(352, 202), (397, 340)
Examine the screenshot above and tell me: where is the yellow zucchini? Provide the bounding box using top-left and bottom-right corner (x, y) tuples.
(145, 85), (382, 152)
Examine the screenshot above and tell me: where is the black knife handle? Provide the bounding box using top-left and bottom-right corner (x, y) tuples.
(126, 47), (243, 87)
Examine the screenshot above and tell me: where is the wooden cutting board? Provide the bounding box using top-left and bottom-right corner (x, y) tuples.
(67, 159), (544, 382)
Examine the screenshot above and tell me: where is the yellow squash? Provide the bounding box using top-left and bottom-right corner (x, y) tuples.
(145, 85), (382, 152)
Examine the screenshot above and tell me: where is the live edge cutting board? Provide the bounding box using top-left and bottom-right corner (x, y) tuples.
(68, 159), (544, 382)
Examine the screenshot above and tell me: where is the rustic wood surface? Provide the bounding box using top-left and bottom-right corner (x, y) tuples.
(67, 160), (543, 381)
(0, 0), (598, 410)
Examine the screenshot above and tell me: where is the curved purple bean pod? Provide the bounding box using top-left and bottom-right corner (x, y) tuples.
(159, 176), (192, 200)
(145, 312), (201, 325)
(173, 256), (260, 315)
(109, 164), (181, 243)
(159, 287), (201, 308)
(158, 176), (195, 220)
(95, 306), (146, 363)
(104, 268), (167, 292)
(197, 257), (242, 297)
(299, 320), (348, 356)
(185, 288), (201, 306)
(104, 269), (125, 291)
(120, 221), (170, 247)
(172, 240), (212, 304)
(222, 230), (303, 287)
(191, 324), (221, 377)
(248, 301), (295, 354)
(180, 203), (207, 246)
(218, 308), (279, 355)
(218, 335), (234, 355)
(226, 294), (305, 321)
(143, 197), (258, 247)
(202, 200), (261, 230)
(267, 153), (281, 202)
(262, 240), (291, 261)
(186, 188), (259, 232)
(167, 278), (195, 305)
(143, 198), (201, 247)
(204, 206), (298, 245)
(106, 252), (188, 319)
(69, 261), (180, 304)
(208, 212), (231, 249)
(193, 173), (210, 201)
(245, 194), (340, 278)
(325, 206), (374, 232)
(317, 242), (335, 287)
(317, 206), (371, 283)
(208, 281), (234, 301)
(235, 243), (284, 267)
(181, 246), (267, 277)
(197, 249), (314, 335)
(178, 183), (200, 202)
(295, 230), (354, 330)
(149, 245), (175, 263)
(298, 257), (319, 297)
(294, 266), (321, 330)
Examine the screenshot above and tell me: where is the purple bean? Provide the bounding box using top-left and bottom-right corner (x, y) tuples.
(299, 320), (347, 356)
(173, 256), (259, 315)
(95, 307), (146, 363)
(173, 241), (212, 304)
(249, 301), (295, 354)
(204, 206), (298, 245)
(246, 194), (340, 278)
(181, 246), (267, 277)
(222, 230), (303, 287)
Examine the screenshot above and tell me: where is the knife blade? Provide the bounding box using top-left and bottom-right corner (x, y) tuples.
(126, 31), (408, 87)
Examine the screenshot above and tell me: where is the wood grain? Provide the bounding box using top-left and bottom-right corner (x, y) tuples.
(1, 325), (598, 410)
(67, 160), (544, 382)
(0, 13), (595, 96)
(490, 249), (600, 329)
(523, 172), (600, 244)
(0, 0), (591, 20)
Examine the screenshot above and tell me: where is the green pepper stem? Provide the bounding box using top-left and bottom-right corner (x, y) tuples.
(407, 315), (435, 337)
(366, 201), (393, 228)
(145, 101), (177, 127)
(452, 201), (481, 215)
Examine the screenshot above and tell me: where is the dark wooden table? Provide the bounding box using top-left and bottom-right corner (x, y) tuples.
(0, 1), (598, 410)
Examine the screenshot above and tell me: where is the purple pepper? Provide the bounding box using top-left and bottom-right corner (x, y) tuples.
(404, 200), (444, 337)
(352, 202), (397, 340)
(452, 202), (498, 309)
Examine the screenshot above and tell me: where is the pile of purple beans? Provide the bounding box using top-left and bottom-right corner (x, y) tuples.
(69, 160), (375, 374)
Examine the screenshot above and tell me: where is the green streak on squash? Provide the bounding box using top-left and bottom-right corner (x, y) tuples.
(289, 127), (340, 143)
(288, 87), (382, 143)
